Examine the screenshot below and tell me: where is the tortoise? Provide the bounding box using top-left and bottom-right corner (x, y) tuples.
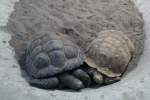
(7, 0), (145, 90)
(84, 30), (135, 84)
(24, 32), (91, 90)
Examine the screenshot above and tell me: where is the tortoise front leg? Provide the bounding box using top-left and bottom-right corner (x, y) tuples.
(29, 77), (59, 89)
(58, 73), (84, 90)
(72, 69), (91, 87)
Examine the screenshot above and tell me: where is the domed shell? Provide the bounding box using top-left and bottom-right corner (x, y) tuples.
(85, 30), (135, 78)
(25, 33), (84, 78)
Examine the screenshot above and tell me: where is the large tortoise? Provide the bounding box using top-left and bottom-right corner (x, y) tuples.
(7, 0), (145, 90)
(24, 32), (91, 90)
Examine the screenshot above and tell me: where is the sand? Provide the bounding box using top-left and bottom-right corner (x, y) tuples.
(0, 0), (150, 100)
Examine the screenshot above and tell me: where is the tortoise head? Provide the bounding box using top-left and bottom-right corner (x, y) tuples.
(85, 30), (135, 78)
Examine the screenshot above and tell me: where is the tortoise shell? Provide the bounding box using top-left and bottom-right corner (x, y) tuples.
(85, 30), (135, 78)
(25, 33), (84, 78)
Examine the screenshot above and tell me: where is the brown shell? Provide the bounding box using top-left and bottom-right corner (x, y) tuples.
(85, 30), (135, 78)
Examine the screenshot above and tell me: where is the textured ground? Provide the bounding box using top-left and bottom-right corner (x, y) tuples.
(0, 0), (150, 100)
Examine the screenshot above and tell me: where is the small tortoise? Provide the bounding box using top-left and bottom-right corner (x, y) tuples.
(85, 30), (135, 84)
(7, 0), (145, 90)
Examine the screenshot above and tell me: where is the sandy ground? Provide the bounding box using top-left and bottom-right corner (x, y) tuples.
(0, 0), (150, 100)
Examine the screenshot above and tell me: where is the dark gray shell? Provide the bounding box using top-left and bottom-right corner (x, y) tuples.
(25, 33), (84, 78)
